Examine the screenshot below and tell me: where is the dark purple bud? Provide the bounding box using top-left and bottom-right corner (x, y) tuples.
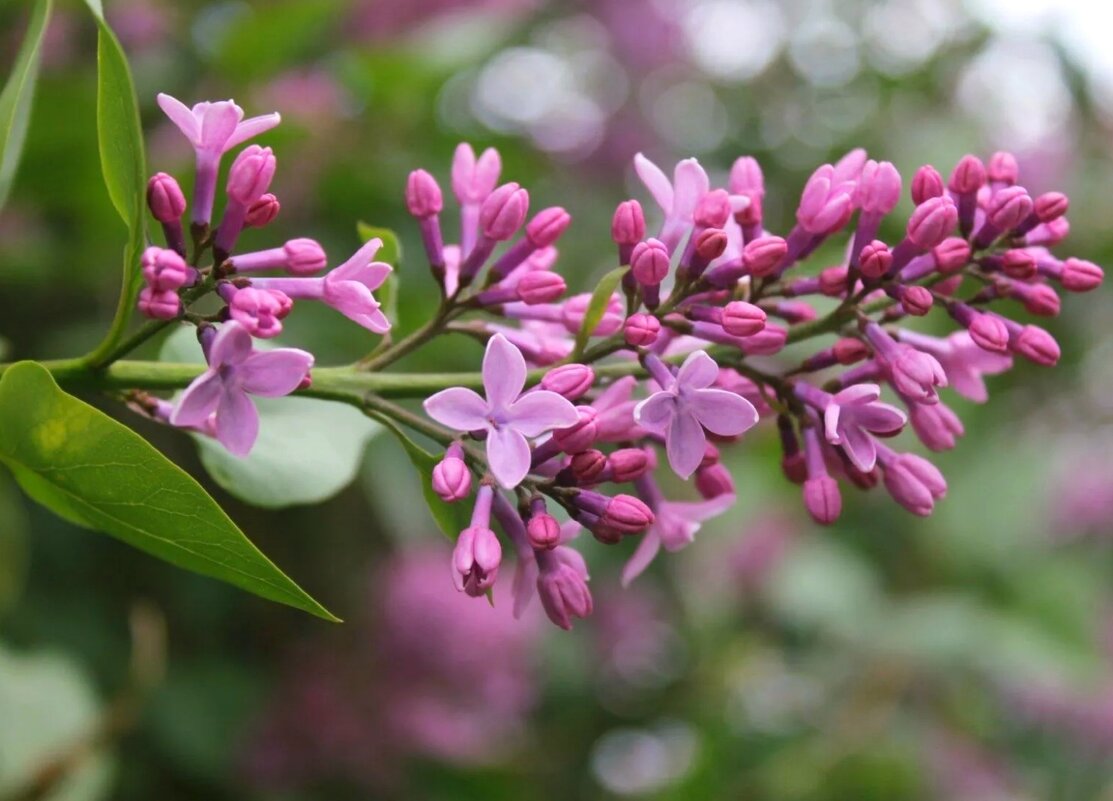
(695, 462), (734, 499)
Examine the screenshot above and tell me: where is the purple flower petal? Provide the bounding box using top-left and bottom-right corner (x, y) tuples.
(506, 390), (578, 437)
(634, 153), (674, 213)
(512, 554), (538, 618)
(676, 349), (718, 389)
(689, 388), (759, 436)
(621, 528), (661, 587)
(225, 112), (282, 151)
(423, 387), (489, 432)
(849, 402), (907, 433)
(838, 422), (878, 472)
(833, 383), (881, 405)
(238, 348), (313, 397)
(209, 322), (253, 367)
(665, 409), (706, 479)
(170, 371), (221, 427)
(633, 392), (675, 433)
(483, 333), (527, 412)
(487, 425), (532, 488)
(156, 93), (200, 143)
(215, 387), (260, 457)
(671, 158), (710, 221)
(196, 101), (242, 153)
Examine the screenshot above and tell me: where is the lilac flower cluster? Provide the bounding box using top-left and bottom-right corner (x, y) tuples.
(132, 94), (1103, 632)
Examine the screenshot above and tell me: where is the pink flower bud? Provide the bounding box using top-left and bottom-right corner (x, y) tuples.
(803, 476), (841, 525)
(834, 337), (869, 364)
(228, 286), (287, 338)
(516, 271), (566, 304)
(721, 301), (766, 337)
(694, 228), (727, 261)
(137, 286), (180, 319)
(538, 559), (592, 630)
(695, 462), (734, 499)
(797, 164), (854, 234)
(743, 235), (787, 278)
(730, 156), (764, 225)
(1019, 283), (1060, 317)
(602, 494), (654, 534)
(146, 172), (186, 222)
(901, 285), (933, 316)
(226, 145), (276, 205)
(552, 406), (599, 454)
(987, 186), (1032, 231)
(453, 525), (501, 596)
(526, 206), (571, 247)
(859, 240), (892, 279)
(855, 159), (901, 214)
(608, 448), (649, 483)
(245, 193), (280, 227)
(631, 238), (670, 285)
(527, 512), (561, 549)
(906, 196), (957, 249)
(932, 237), (971, 274)
(405, 169), (443, 218)
(611, 199), (646, 245)
(1014, 325), (1059, 366)
(284, 238), (327, 276)
(911, 165), (945, 205)
(1000, 249), (1036, 280)
(968, 313), (1010, 353)
(1034, 191), (1068, 223)
(623, 312), (660, 347)
(909, 401), (964, 451)
(739, 325), (787, 356)
(987, 151), (1019, 185)
(884, 453), (946, 516)
(782, 452), (807, 484)
(571, 449), (607, 484)
(819, 266), (849, 296)
(540, 364), (595, 400)
(141, 246), (191, 291)
(451, 143), (501, 204)
(480, 182), (529, 241)
(1060, 258), (1104, 292)
(948, 154), (986, 194)
(694, 188), (732, 228)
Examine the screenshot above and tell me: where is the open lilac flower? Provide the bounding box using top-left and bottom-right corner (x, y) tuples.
(634, 351), (759, 479)
(634, 153), (711, 251)
(622, 491), (737, 586)
(795, 382), (907, 471)
(423, 334), (579, 489)
(898, 330), (1013, 403)
(170, 322), (313, 457)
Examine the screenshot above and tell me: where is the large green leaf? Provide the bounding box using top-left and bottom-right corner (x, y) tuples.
(160, 327), (380, 509)
(0, 362), (337, 621)
(0, 0), (53, 211)
(573, 266), (626, 357)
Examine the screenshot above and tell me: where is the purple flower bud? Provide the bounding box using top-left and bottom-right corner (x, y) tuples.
(453, 524), (501, 596)
(516, 271), (566, 305)
(245, 193), (280, 227)
(228, 286), (287, 338)
(480, 182), (529, 241)
(1018, 283), (1060, 317)
(1013, 324), (1060, 366)
(911, 165), (945, 205)
(694, 228), (728, 261)
(405, 169), (443, 218)
(432, 447), (471, 502)
(907, 196), (958, 249)
(999, 249), (1036, 280)
(540, 364), (594, 400)
(729, 156), (764, 225)
(284, 238), (328, 276)
(552, 406), (599, 454)
(932, 237), (971, 274)
(694, 188), (732, 228)
(859, 240), (892, 279)
(537, 556), (592, 630)
(797, 164), (854, 234)
(608, 448), (649, 482)
(226, 145), (276, 205)
(967, 312), (1010, 354)
(527, 510), (561, 550)
(571, 449), (607, 484)
(987, 186), (1033, 231)
(948, 154), (986, 194)
(819, 266), (849, 296)
(855, 159), (901, 214)
(451, 143), (501, 205)
(865, 322), (947, 403)
(987, 151), (1019, 185)
(1034, 191), (1068, 223)
(908, 399), (964, 451)
(146, 172), (186, 222)
(137, 287), (180, 320)
(526, 206), (571, 247)
(602, 494), (654, 534)
(721, 301), (766, 337)
(623, 312), (660, 347)
(695, 462), (734, 499)
(834, 338), (869, 364)
(631, 238), (670, 286)
(743, 235), (787, 277)
(804, 476), (841, 525)
(882, 451), (946, 516)
(141, 246), (192, 291)
(901, 285), (933, 316)
(1060, 258), (1104, 292)
(611, 199), (646, 246)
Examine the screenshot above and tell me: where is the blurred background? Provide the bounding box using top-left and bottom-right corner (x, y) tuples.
(1, 0), (1113, 798)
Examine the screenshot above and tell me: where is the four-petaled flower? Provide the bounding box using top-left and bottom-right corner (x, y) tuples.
(622, 493), (737, 586)
(423, 334), (579, 489)
(157, 93), (281, 158)
(171, 322), (313, 457)
(822, 384), (907, 471)
(634, 351), (759, 479)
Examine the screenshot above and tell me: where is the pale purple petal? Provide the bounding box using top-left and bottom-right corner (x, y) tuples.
(423, 387), (490, 431)
(621, 528), (661, 587)
(196, 101), (242, 153)
(324, 280), (388, 332)
(505, 390), (578, 437)
(487, 425), (532, 489)
(209, 322), (253, 367)
(237, 348), (314, 397)
(665, 409), (706, 478)
(681, 492), (738, 523)
(352, 308), (391, 334)
(948, 367), (989, 404)
(633, 392), (676, 434)
(849, 402), (907, 433)
(169, 371), (221, 427)
(512, 554), (538, 618)
(482, 333), (527, 412)
(839, 423), (878, 472)
(824, 405), (842, 444)
(224, 112), (282, 151)
(215, 387), (259, 457)
(634, 153), (674, 213)
(555, 544), (589, 579)
(676, 350), (718, 389)
(833, 383), (881, 406)
(156, 93), (200, 144)
(334, 238), (383, 276)
(688, 388), (759, 436)
(671, 158), (710, 221)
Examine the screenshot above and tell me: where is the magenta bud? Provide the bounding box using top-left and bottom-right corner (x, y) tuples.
(730, 156), (764, 225)
(537, 559), (592, 630)
(480, 182), (529, 241)
(571, 449), (607, 484)
(907, 195), (957, 249)
(721, 301), (766, 337)
(987, 151), (1019, 185)
(911, 165), (945, 205)
(694, 188), (732, 228)
(517, 271), (566, 304)
(228, 287), (286, 338)
(859, 240), (892, 279)
(1060, 258), (1104, 292)
(405, 169), (443, 218)
(901, 285), (933, 316)
(1034, 191), (1068, 223)
(284, 238), (327, 276)
(602, 494), (654, 534)
(146, 172), (186, 223)
(932, 237), (971, 274)
(552, 406), (599, 454)
(694, 228), (728, 261)
(1014, 325), (1060, 366)
(245, 193), (280, 227)
(968, 313), (1010, 354)
(608, 448), (649, 483)
(526, 206), (571, 247)
(782, 452), (807, 484)
(451, 143), (501, 204)
(834, 337), (869, 364)
(797, 164), (854, 234)
(695, 462), (734, 499)
(948, 154), (986, 194)
(987, 186), (1033, 231)
(884, 453), (946, 516)
(141, 246), (191, 291)
(1000, 249), (1036, 280)
(453, 525), (501, 596)
(631, 238), (670, 285)
(527, 512), (561, 550)
(611, 199), (646, 246)
(743, 235), (787, 278)
(227, 145), (276, 205)
(1020, 283), (1060, 317)
(623, 312), (660, 347)
(819, 266), (849, 297)
(540, 364), (595, 401)
(803, 476), (841, 525)
(855, 159), (902, 214)
(909, 401), (964, 451)
(137, 286), (180, 319)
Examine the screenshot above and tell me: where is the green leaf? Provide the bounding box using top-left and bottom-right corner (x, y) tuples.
(160, 327), (380, 509)
(573, 266), (626, 357)
(366, 413), (471, 540)
(0, 362), (338, 621)
(0, 0), (53, 211)
(357, 222), (404, 268)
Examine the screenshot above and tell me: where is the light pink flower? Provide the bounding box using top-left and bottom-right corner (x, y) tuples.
(634, 351), (759, 478)
(635, 153), (735, 251)
(796, 382), (907, 472)
(170, 322), (313, 457)
(423, 334), (579, 489)
(898, 330), (1012, 403)
(622, 493), (737, 586)
(157, 93), (280, 157)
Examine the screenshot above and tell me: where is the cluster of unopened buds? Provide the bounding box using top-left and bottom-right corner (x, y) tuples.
(134, 93), (1103, 631)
